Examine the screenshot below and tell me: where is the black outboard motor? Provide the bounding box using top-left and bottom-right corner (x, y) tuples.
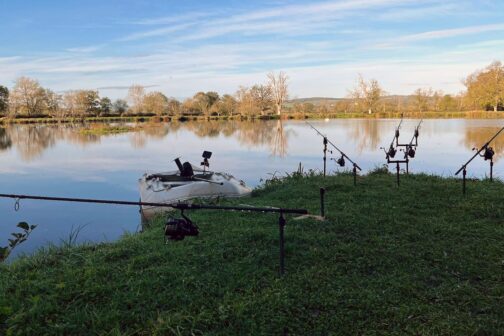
(181, 162), (194, 177)
(174, 157), (194, 177)
(174, 158), (184, 173)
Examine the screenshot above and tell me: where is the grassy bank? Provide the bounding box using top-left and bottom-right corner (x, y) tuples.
(1, 110), (503, 125)
(1, 171), (504, 335)
(0, 114), (278, 125)
(78, 125), (139, 136)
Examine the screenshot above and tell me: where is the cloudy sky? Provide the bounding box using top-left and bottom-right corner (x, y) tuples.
(0, 0), (503, 99)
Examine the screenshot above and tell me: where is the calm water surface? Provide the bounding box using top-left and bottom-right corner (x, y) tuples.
(1, 118), (503, 258)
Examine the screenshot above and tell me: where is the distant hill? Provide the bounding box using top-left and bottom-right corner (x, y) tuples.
(288, 95), (413, 105)
(287, 97), (345, 105)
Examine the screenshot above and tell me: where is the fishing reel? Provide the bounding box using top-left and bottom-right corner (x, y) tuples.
(484, 147), (495, 161)
(381, 146), (396, 159)
(473, 146), (495, 161)
(331, 155), (345, 167)
(407, 146), (416, 158)
(476, 146), (495, 161)
(164, 210), (199, 242)
(387, 146), (397, 158)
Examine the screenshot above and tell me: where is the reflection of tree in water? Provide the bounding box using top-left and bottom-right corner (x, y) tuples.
(142, 123), (170, 139)
(463, 127), (504, 162)
(4, 124), (102, 161)
(60, 125), (101, 147)
(129, 123), (171, 149)
(346, 119), (385, 153)
(235, 121), (274, 148)
(184, 121), (227, 138)
(129, 132), (147, 149)
(0, 128), (12, 151)
(8, 125), (57, 161)
(178, 120), (290, 157)
(2, 120), (292, 160)
(271, 120), (289, 157)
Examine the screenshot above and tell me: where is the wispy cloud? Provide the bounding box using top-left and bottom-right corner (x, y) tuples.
(130, 12), (213, 25)
(376, 23), (504, 48)
(66, 44), (105, 53)
(119, 22), (198, 41)
(121, 0), (417, 42)
(376, 3), (457, 21)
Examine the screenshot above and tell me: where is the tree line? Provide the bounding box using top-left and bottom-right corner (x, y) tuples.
(0, 72), (288, 118)
(330, 61), (503, 114)
(0, 61), (503, 119)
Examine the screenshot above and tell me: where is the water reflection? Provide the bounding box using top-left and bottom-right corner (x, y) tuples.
(347, 119), (386, 153)
(8, 125), (57, 161)
(0, 120), (293, 160)
(0, 128), (12, 150)
(271, 120), (290, 157)
(1, 120), (503, 161)
(463, 126), (504, 162)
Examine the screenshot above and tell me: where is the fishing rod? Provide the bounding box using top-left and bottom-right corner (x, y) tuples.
(305, 122), (362, 184)
(380, 118), (422, 186)
(384, 116), (403, 159)
(0, 193), (307, 214)
(402, 119), (423, 160)
(455, 125), (504, 194)
(0, 192), (308, 276)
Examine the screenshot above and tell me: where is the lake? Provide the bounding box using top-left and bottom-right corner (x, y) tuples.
(1, 118), (503, 258)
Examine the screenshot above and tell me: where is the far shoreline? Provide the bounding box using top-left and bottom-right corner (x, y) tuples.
(1, 110), (504, 125)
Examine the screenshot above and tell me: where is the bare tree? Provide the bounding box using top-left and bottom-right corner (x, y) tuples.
(250, 85), (273, 115)
(267, 71), (288, 115)
(349, 74), (384, 114)
(166, 98), (181, 116)
(9, 77), (47, 116)
(44, 89), (61, 117)
(62, 91), (78, 117)
(412, 88), (433, 112)
(235, 86), (260, 116)
(127, 85), (146, 114)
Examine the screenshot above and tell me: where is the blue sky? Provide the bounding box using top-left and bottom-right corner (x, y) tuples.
(1, 0), (503, 99)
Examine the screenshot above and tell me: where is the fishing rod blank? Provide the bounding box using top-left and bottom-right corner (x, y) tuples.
(403, 119), (423, 160)
(0, 193), (307, 214)
(385, 116), (403, 159)
(454, 125), (504, 194)
(0, 192), (308, 276)
(305, 122), (362, 185)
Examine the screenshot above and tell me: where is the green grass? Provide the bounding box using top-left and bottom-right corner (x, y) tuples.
(1, 171), (504, 335)
(78, 125), (137, 135)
